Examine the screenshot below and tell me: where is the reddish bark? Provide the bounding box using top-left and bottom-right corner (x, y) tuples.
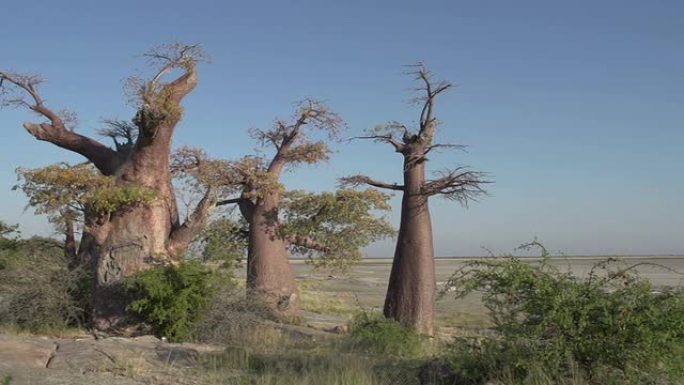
(1, 47), (217, 332)
(345, 65), (487, 335)
(383, 159), (436, 335)
(216, 101), (342, 316)
(245, 196), (300, 315)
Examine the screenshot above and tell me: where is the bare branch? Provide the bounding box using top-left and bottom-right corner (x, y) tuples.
(339, 175), (405, 191)
(293, 98), (345, 139)
(348, 134), (406, 153)
(424, 143), (467, 155)
(406, 63), (452, 141)
(98, 119), (138, 155)
(127, 43), (207, 109)
(0, 71), (122, 175)
(144, 43), (206, 87)
(421, 168), (490, 205)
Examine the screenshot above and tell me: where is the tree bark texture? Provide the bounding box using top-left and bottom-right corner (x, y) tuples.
(245, 194), (300, 316)
(383, 158), (436, 335)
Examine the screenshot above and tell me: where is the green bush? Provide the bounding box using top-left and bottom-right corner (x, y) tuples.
(348, 310), (424, 358)
(442, 242), (684, 385)
(126, 261), (221, 341)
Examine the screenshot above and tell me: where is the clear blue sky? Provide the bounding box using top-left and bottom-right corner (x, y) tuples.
(1, 0), (682, 256)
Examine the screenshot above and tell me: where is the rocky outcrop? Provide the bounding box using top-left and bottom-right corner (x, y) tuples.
(0, 334), (224, 385)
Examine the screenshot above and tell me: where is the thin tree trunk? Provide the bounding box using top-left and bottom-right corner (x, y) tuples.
(64, 219), (78, 269)
(246, 195), (300, 317)
(383, 159), (436, 335)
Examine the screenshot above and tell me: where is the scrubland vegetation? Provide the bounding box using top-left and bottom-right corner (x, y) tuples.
(2, 224), (683, 384)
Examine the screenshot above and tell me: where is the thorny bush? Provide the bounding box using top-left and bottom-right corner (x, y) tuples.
(441, 241), (684, 385)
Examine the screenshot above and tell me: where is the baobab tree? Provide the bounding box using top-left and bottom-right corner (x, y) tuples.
(1, 44), (219, 331)
(173, 100), (394, 316)
(14, 162), (154, 269)
(342, 65), (489, 335)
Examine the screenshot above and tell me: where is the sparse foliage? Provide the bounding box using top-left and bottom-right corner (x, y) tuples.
(280, 189), (394, 270)
(0, 236), (90, 331)
(192, 217), (247, 267)
(343, 64), (490, 335)
(15, 163), (156, 220)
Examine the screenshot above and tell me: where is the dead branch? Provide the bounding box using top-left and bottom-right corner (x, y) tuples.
(406, 63), (452, 141)
(421, 168), (490, 204)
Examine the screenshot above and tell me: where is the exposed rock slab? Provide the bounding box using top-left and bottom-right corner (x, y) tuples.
(0, 334), (223, 385)
(0, 335), (56, 369)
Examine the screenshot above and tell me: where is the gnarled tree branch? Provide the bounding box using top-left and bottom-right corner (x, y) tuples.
(1, 71), (123, 175)
(168, 186), (218, 257)
(142, 43), (205, 104)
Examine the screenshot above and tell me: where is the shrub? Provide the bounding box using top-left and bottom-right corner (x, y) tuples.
(0, 221), (20, 253)
(441, 242), (684, 385)
(126, 260), (222, 341)
(348, 310), (424, 358)
(191, 285), (284, 348)
(0, 236), (89, 332)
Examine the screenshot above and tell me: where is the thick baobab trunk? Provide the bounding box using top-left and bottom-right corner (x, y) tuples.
(246, 195), (300, 316)
(383, 159), (436, 335)
(88, 118), (198, 331)
(2, 49), (209, 334)
(90, 202), (175, 330)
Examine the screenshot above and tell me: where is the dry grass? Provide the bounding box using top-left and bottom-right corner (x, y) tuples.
(0, 323), (88, 338)
(298, 279), (358, 317)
